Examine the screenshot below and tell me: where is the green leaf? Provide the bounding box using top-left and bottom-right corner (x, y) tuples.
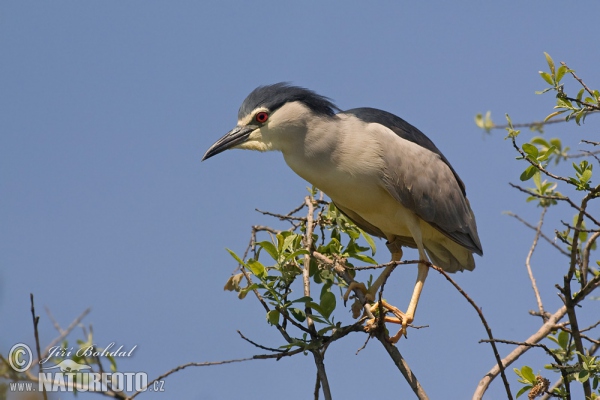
(226, 248), (246, 266)
(284, 249), (310, 261)
(577, 370), (590, 383)
(358, 229), (377, 256)
(520, 165), (538, 181)
(531, 137), (549, 147)
(246, 259), (266, 279)
(515, 385), (532, 399)
(556, 98), (574, 109)
(317, 325), (337, 336)
(522, 143), (539, 159)
(544, 52), (555, 76)
(543, 110), (566, 122)
(521, 365), (536, 382)
(558, 331), (569, 349)
(282, 235), (297, 253)
(290, 296), (313, 304)
(267, 310), (280, 325)
(257, 241), (279, 261)
(290, 308), (306, 322)
(475, 113), (485, 129)
(537, 145), (556, 162)
(539, 71), (553, 85)
(577, 88), (585, 101)
(320, 291), (336, 319)
(349, 253), (378, 264)
(581, 169), (592, 183)
(556, 65), (567, 83)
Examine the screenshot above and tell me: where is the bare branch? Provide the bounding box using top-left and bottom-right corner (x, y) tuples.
(488, 117), (568, 131)
(302, 196), (332, 400)
(505, 212), (569, 256)
(509, 183), (600, 227)
(431, 268), (512, 400)
(581, 231), (600, 286)
(130, 357), (260, 399)
(480, 339), (571, 398)
(474, 306), (567, 399)
(349, 259), (422, 270)
(562, 62), (596, 98)
(256, 208), (307, 222)
(30, 294), (48, 400)
(582, 140), (600, 146)
(525, 208), (548, 318)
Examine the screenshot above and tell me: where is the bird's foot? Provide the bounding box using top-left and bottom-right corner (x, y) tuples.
(343, 281), (375, 305)
(364, 299), (413, 343)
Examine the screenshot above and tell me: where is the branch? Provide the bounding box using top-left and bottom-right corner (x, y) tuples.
(562, 62), (596, 98)
(312, 251), (428, 399)
(130, 357), (261, 399)
(524, 208), (548, 318)
(505, 212), (569, 256)
(30, 294), (48, 400)
(581, 231), (600, 286)
(302, 196), (332, 400)
(509, 183), (600, 227)
(349, 259), (422, 270)
(480, 339), (571, 399)
(511, 137), (572, 185)
(430, 268), (512, 400)
(473, 305), (567, 399)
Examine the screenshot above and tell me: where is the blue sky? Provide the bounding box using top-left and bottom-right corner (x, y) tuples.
(2, 2), (600, 399)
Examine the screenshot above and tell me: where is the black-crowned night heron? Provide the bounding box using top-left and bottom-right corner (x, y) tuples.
(203, 83), (483, 342)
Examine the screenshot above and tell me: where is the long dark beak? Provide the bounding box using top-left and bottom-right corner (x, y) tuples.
(202, 125), (257, 161)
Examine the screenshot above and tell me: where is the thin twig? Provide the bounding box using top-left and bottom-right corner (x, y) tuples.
(581, 319), (600, 333)
(490, 117), (568, 131)
(560, 221), (600, 233)
(303, 196), (317, 334)
(561, 188), (594, 398)
(582, 140), (600, 146)
(509, 183), (600, 227)
(473, 305), (567, 399)
(131, 357), (260, 399)
(256, 208), (307, 222)
(562, 62), (596, 98)
(564, 149), (600, 160)
(30, 294), (48, 400)
(581, 231), (600, 286)
(505, 212), (569, 256)
(511, 137), (572, 185)
(525, 208), (547, 318)
(302, 196), (332, 400)
(480, 339), (570, 399)
(431, 268), (512, 400)
(44, 306), (65, 335)
(237, 330), (288, 353)
(349, 259), (422, 270)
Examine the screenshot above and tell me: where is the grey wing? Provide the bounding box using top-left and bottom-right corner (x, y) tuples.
(341, 108), (482, 256)
(343, 107), (467, 195)
(381, 142), (482, 255)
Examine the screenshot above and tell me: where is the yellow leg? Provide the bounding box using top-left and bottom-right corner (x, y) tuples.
(388, 262), (429, 343)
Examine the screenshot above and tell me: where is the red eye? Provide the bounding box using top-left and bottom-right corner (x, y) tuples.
(255, 112), (269, 123)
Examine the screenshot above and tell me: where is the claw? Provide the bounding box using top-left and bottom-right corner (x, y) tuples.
(343, 281), (368, 306)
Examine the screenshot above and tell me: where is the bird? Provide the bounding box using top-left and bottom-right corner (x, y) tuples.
(203, 83), (483, 342)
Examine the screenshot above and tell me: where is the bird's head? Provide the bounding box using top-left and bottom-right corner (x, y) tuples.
(202, 83), (339, 161)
